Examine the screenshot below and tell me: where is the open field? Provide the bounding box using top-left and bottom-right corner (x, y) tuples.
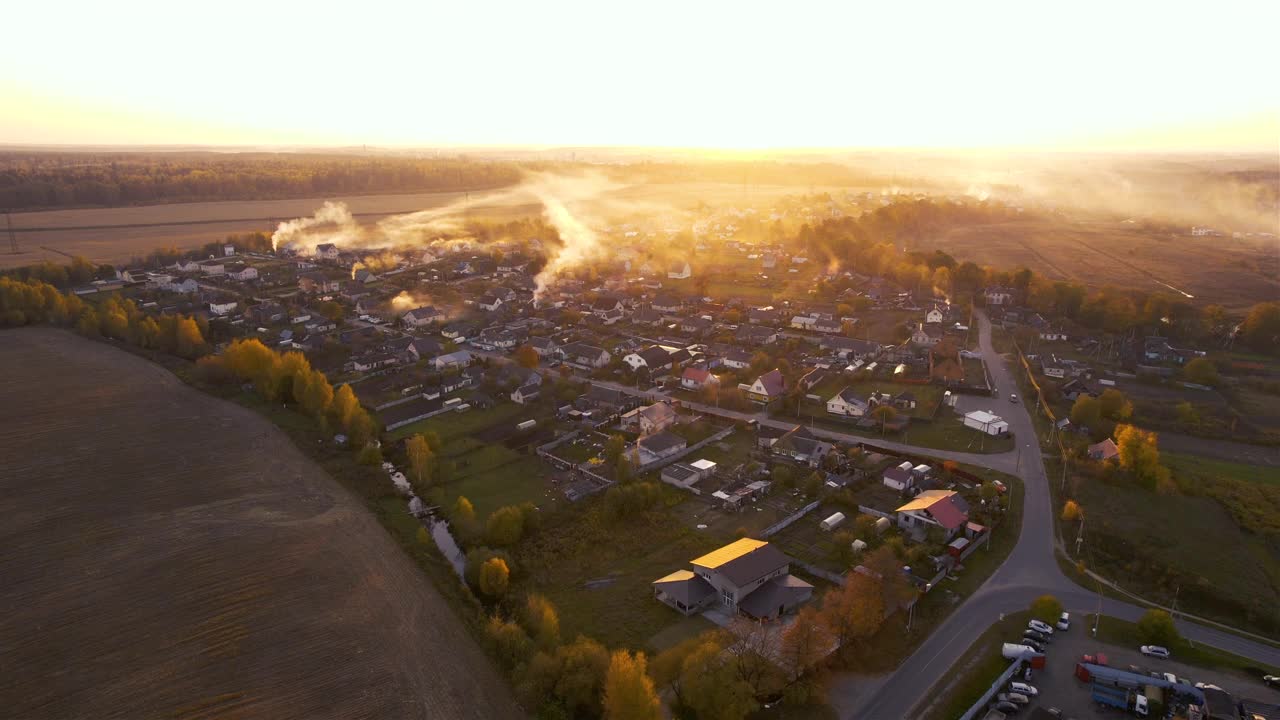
(937, 220), (1279, 310)
(0, 328), (520, 720)
(2, 181), (842, 268)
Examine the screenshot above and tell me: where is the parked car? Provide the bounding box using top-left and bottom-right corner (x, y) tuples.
(1009, 681), (1039, 696)
(1056, 612), (1071, 631)
(1081, 652), (1109, 665)
(1028, 620), (1055, 635)
(1004, 692), (1031, 705)
(1162, 673), (1178, 684)
(1024, 629), (1050, 644)
(1009, 393), (1019, 403)
(1265, 675), (1280, 688)
(1019, 638), (1045, 653)
(1141, 645), (1170, 659)
(992, 700), (1019, 714)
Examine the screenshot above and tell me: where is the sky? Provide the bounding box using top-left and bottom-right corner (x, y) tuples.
(3, 0), (1278, 151)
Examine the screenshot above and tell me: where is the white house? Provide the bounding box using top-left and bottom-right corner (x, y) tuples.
(743, 369), (785, 403)
(315, 243), (340, 260)
(198, 260), (225, 275)
(163, 278), (199, 294)
(925, 305), (945, 324)
(963, 410), (1009, 435)
(477, 295), (504, 312)
(562, 342), (612, 369)
(681, 366), (719, 391)
(208, 300), (238, 316)
(882, 461), (915, 491)
(225, 264), (259, 282)
(637, 430), (687, 465)
(911, 323), (943, 347)
(433, 350), (473, 370)
(722, 350), (752, 370)
(791, 315), (818, 331)
(984, 287), (1014, 306)
(403, 306), (445, 327)
(667, 261), (692, 280)
(826, 387), (869, 417)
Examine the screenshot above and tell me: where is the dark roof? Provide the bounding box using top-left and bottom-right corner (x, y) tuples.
(640, 346), (671, 365)
(652, 572), (715, 607)
(737, 574), (813, 618)
(756, 369), (785, 397)
(699, 543), (791, 587)
(639, 430), (686, 454)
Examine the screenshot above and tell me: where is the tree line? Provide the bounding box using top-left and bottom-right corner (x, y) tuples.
(0, 152), (525, 210)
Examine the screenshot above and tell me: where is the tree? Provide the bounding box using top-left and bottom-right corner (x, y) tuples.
(452, 495), (477, 532)
(523, 593), (561, 650)
(604, 434), (627, 466)
(174, 316), (205, 358)
(357, 442), (382, 465)
(820, 572), (884, 648)
(1183, 357), (1218, 386)
(485, 614), (533, 670)
(405, 434), (435, 491)
(1114, 424), (1169, 488)
(486, 505), (526, 546)
(1029, 594), (1064, 624)
(1175, 401), (1200, 426)
(1070, 395), (1102, 430)
(514, 344), (540, 369)
(603, 650), (662, 720)
(553, 636), (611, 718)
(1061, 500), (1082, 522)
(347, 409), (376, 449)
(779, 605), (831, 683)
(651, 635), (702, 708)
(680, 638), (758, 720)
(1137, 609), (1180, 647)
(870, 404), (898, 436)
(803, 471), (824, 497)
(772, 464), (795, 490)
(330, 384), (361, 432)
(1241, 301), (1280, 353)
(298, 369), (334, 420)
(979, 481), (999, 503)
(478, 557), (510, 599)
(1098, 389), (1133, 421)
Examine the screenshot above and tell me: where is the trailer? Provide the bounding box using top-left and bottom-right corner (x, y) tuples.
(516, 419), (537, 431)
(1091, 683), (1132, 710)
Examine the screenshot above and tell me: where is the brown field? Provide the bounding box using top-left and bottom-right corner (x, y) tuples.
(0, 329), (521, 720)
(936, 220), (1279, 310)
(1, 182), (841, 268)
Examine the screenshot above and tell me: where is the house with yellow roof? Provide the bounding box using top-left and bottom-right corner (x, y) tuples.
(895, 489), (969, 542)
(651, 538), (813, 619)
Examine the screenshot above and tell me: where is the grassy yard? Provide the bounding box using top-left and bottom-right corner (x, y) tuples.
(1165, 451), (1280, 488)
(514, 492), (727, 650)
(388, 400), (534, 442)
(919, 611), (1032, 720)
(443, 452), (552, 521)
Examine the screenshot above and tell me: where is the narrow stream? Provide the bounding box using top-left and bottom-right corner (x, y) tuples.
(389, 464), (467, 578)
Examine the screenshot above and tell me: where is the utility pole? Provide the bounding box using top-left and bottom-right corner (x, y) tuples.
(1075, 515), (1085, 558)
(6, 212), (17, 254)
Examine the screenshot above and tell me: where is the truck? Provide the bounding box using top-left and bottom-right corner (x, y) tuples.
(1002, 644), (1046, 668)
(1091, 683), (1132, 710)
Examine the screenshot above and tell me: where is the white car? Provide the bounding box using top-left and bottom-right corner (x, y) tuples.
(1056, 612), (1071, 631)
(1141, 645), (1170, 659)
(1028, 619), (1055, 635)
(1004, 692), (1031, 705)
(1009, 681), (1039, 697)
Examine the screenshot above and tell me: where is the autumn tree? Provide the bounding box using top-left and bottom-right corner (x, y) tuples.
(478, 557), (510, 599)
(1175, 401), (1200, 426)
(603, 650), (662, 720)
(680, 637), (758, 720)
(514, 344), (540, 369)
(1241, 301), (1280, 353)
(330, 384), (361, 431)
(1029, 594), (1064, 624)
(1114, 424), (1169, 488)
(1098, 389), (1133, 421)
(1137, 609), (1180, 647)
(820, 572), (885, 649)
(1070, 395), (1102, 431)
(174, 316), (205, 358)
(779, 605), (832, 683)
(486, 505), (527, 546)
(1061, 500), (1082, 522)
(452, 495), (477, 534)
(485, 614), (533, 670)
(405, 434), (435, 491)
(298, 370), (334, 421)
(870, 404), (897, 436)
(547, 636), (611, 718)
(523, 593), (561, 650)
(1182, 357), (1218, 386)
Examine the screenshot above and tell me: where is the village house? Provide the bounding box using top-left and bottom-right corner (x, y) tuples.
(790, 315), (818, 331)
(198, 259), (226, 275)
(207, 300), (238, 316)
(667, 261), (692, 280)
(652, 295), (682, 313)
(315, 243), (340, 260)
(652, 538), (813, 620)
(225, 263), (259, 282)
(247, 302), (287, 325)
(527, 336), (559, 358)
(984, 286), (1014, 306)
(736, 325), (778, 345)
(925, 304), (947, 324)
(680, 316), (713, 335)
(433, 349), (473, 370)
(163, 277), (199, 294)
(822, 336), (882, 361)
(911, 322), (944, 347)
(722, 349), (753, 370)
(403, 306), (445, 327)
(171, 258), (201, 273)
(883, 462), (915, 491)
(770, 426), (832, 467)
(681, 366), (719, 391)
(631, 306), (663, 326)
(477, 295), (504, 312)
(826, 387), (869, 417)
(298, 272), (341, 294)
(623, 345), (672, 372)
(963, 410), (1009, 435)
(637, 430), (687, 464)
(623, 401), (678, 435)
(511, 380), (542, 405)
(895, 490), (969, 542)
(742, 368), (785, 403)
(1088, 438), (1120, 461)
(591, 296), (623, 317)
(561, 342), (612, 369)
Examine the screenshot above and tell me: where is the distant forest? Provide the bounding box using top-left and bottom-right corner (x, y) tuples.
(0, 151), (906, 211)
(0, 153), (526, 211)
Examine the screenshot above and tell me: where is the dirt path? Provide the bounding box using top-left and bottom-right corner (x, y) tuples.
(0, 328), (522, 720)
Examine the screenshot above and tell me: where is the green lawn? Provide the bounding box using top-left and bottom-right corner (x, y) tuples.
(1166, 452), (1280, 488)
(443, 454), (552, 521)
(389, 401), (532, 442)
(1088, 613), (1280, 677)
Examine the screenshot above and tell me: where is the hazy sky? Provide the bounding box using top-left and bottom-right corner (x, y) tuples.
(3, 0), (1278, 150)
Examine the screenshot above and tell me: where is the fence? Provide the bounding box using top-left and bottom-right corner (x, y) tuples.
(793, 559), (845, 585)
(958, 658), (1026, 720)
(761, 499), (821, 538)
(384, 405), (452, 432)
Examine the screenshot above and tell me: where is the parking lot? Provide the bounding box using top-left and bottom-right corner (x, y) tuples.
(998, 618), (1280, 718)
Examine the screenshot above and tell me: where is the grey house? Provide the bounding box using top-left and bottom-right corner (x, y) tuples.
(652, 538), (812, 620)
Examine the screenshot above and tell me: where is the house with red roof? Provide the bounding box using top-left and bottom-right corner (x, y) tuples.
(895, 490), (969, 542)
(681, 366), (720, 391)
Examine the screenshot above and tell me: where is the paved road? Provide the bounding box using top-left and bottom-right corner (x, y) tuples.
(841, 310), (1280, 719)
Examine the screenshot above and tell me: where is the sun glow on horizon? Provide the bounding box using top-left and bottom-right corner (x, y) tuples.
(2, 0), (1278, 152)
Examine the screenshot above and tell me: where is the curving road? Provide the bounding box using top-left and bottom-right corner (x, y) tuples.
(844, 310), (1280, 719)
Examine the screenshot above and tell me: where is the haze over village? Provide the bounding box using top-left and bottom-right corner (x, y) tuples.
(1, 2), (1278, 720)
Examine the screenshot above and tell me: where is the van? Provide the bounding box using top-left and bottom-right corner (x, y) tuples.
(1134, 693), (1149, 717)
(1008, 682), (1038, 697)
(1057, 612), (1071, 631)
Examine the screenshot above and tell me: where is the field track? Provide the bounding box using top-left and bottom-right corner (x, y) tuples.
(0, 328), (522, 720)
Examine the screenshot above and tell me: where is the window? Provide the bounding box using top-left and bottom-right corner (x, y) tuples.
(721, 588), (735, 608)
